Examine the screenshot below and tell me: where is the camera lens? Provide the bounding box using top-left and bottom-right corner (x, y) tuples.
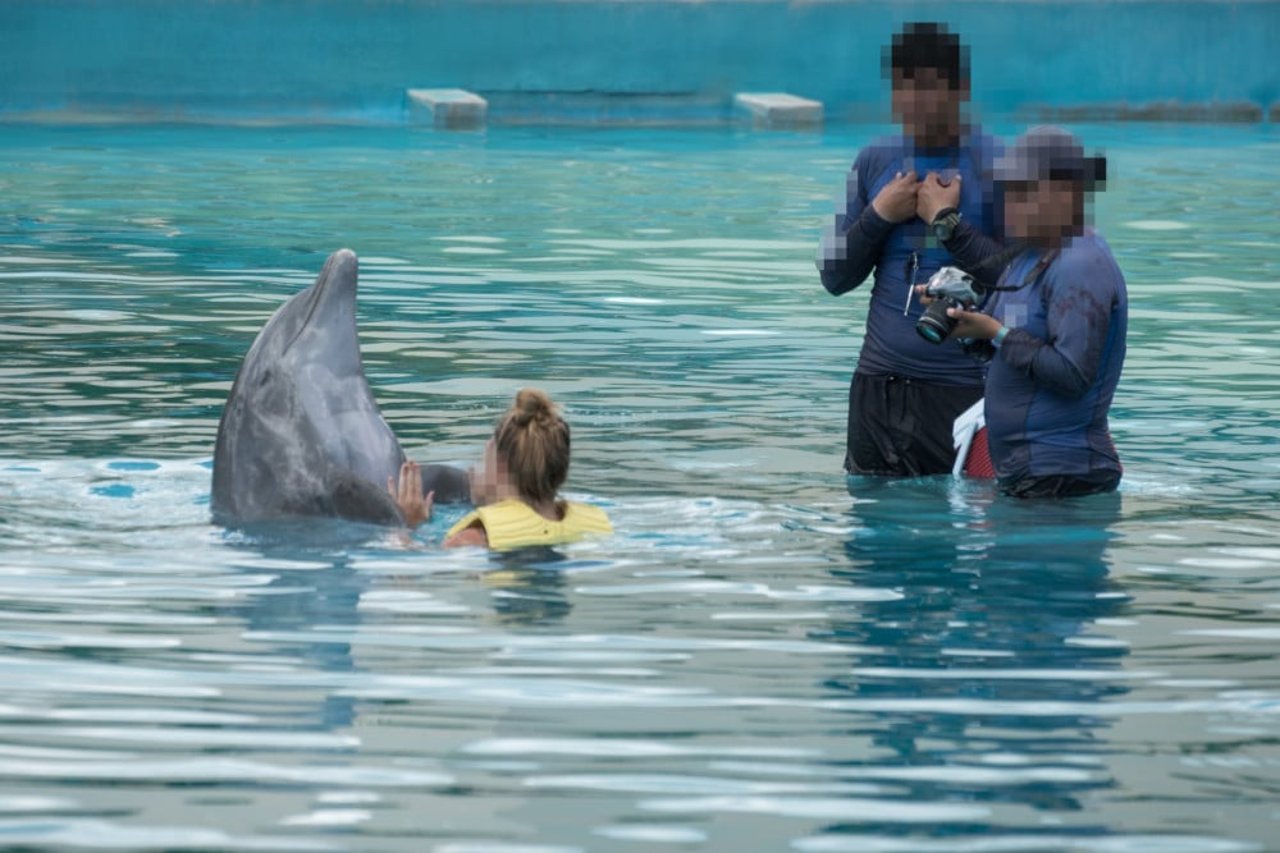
(915, 299), (956, 344)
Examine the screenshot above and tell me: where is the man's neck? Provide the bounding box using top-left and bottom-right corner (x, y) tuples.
(911, 123), (966, 152)
(1032, 226), (1086, 252)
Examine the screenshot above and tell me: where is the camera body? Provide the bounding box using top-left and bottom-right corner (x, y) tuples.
(915, 266), (984, 344)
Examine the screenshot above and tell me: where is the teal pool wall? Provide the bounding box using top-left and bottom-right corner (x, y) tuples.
(3, 0), (1277, 123)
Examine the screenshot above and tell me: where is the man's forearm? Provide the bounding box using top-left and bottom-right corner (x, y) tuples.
(943, 219), (1009, 290)
(819, 205), (895, 295)
(997, 327), (1092, 398)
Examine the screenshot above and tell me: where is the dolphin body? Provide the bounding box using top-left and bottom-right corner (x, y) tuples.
(211, 249), (469, 526)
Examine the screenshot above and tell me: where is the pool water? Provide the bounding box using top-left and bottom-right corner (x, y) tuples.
(1, 122), (1278, 850)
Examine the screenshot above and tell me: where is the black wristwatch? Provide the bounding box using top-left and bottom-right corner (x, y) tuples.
(931, 207), (962, 243)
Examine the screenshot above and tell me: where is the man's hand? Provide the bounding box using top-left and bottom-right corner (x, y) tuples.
(913, 285), (1001, 340)
(946, 306), (1003, 341)
(871, 170), (919, 223)
(916, 172), (961, 226)
(388, 461), (433, 528)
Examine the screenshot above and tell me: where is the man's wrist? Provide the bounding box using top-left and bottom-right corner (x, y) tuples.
(991, 325), (1009, 348)
(929, 206), (958, 225)
(930, 207), (962, 243)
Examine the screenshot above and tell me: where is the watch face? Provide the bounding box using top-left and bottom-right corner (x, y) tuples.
(933, 213), (957, 242)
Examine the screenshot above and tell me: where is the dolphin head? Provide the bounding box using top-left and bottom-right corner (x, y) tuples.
(283, 248), (358, 355)
(250, 248), (361, 373)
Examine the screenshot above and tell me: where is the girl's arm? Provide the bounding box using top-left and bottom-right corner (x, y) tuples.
(444, 523), (488, 549)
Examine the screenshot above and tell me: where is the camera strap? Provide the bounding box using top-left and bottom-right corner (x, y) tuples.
(984, 248), (1059, 294)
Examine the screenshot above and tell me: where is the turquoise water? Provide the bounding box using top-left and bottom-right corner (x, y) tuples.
(1, 122), (1279, 850)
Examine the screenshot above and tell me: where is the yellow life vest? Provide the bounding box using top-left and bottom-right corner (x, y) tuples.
(445, 499), (613, 551)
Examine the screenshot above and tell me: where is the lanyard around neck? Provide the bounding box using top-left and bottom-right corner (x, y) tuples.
(990, 248), (1059, 294)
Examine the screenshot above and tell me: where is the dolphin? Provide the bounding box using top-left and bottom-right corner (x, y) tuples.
(211, 249), (469, 526)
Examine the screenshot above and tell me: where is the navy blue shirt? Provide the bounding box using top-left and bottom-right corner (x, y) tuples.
(817, 129), (1003, 385)
(984, 230), (1127, 483)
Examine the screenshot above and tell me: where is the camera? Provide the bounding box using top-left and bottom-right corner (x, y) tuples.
(915, 266), (984, 344)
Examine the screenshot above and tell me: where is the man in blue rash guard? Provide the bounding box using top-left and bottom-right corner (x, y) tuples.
(817, 22), (1003, 477)
(917, 126), (1127, 498)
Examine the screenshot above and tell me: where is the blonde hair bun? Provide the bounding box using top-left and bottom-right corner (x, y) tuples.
(494, 388), (571, 505)
(512, 387), (557, 427)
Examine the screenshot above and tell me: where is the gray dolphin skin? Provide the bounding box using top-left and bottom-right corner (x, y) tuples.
(211, 249), (469, 526)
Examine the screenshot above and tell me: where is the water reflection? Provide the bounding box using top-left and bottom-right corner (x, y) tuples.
(815, 479), (1128, 840)
(221, 523), (377, 732)
(482, 549), (574, 627)
(220, 526), (580, 737)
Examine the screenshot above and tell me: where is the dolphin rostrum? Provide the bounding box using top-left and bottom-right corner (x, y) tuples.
(211, 249), (469, 526)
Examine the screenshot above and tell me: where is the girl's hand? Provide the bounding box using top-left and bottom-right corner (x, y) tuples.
(388, 461), (433, 528)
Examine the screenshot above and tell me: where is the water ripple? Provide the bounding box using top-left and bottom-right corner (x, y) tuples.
(0, 123), (1277, 850)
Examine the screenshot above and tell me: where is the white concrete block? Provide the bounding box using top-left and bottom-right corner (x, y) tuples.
(406, 88), (488, 128)
(734, 92), (823, 127)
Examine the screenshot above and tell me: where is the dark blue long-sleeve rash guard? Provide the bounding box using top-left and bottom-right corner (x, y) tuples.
(816, 130), (1003, 386)
(975, 230), (1128, 484)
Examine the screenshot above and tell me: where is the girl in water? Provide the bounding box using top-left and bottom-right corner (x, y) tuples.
(389, 388), (612, 550)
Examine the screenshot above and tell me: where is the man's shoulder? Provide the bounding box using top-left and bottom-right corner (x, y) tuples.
(960, 126), (1004, 177)
(1053, 231), (1125, 289)
(967, 125), (1004, 153)
(853, 135), (907, 168)
(1060, 230), (1117, 262)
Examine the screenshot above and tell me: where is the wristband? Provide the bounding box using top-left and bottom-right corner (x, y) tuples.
(992, 326), (1009, 348)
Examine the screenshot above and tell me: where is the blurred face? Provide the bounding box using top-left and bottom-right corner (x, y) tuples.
(1002, 179), (1084, 247)
(891, 67), (967, 147)
(469, 438), (508, 506)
